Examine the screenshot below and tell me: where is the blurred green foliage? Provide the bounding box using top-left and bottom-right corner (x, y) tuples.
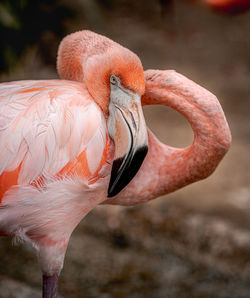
(0, 0), (75, 72)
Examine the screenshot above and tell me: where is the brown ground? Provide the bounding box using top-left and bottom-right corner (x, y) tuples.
(0, 0), (250, 297)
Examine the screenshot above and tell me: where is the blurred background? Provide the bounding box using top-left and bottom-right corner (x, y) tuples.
(0, 0), (250, 297)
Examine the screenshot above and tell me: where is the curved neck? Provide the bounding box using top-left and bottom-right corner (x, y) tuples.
(57, 31), (113, 115)
(111, 70), (231, 204)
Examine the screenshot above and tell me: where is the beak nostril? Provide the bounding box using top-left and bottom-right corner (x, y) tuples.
(129, 111), (137, 130)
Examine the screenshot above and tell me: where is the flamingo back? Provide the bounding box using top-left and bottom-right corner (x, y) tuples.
(0, 80), (110, 203)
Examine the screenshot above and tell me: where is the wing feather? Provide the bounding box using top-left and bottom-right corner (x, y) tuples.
(86, 123), (106, 174)
(0, 80), (107, 185)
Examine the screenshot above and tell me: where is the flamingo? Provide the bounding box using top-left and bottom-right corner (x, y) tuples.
(0, 30), (231, 297)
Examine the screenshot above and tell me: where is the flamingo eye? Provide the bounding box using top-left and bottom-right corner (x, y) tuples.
(110, 75), (118, 85)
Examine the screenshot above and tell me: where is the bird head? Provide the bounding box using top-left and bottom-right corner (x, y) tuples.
(57, 31), (148, 197)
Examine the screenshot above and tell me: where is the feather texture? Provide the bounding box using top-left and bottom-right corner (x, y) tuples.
(0, 80), (108, 190)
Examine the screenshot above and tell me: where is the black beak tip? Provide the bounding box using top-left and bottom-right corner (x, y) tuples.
(107, 146), (148, 198)
(107, 189), (116, 198)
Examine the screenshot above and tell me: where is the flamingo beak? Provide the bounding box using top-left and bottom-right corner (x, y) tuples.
(107, 87), (148, 198)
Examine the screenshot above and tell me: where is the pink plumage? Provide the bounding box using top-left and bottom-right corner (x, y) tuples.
(0, 30), (231, 297)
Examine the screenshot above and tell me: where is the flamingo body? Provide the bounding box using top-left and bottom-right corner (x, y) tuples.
(0, 79), (113, 276)
(0, 30), (231, 296)
(0, 80), (109, 198)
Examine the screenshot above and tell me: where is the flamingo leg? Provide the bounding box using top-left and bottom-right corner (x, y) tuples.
(42, 274), (58, 298)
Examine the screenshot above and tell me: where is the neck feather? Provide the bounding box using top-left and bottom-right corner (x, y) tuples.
(57, 30), (113, 115)
(108, 70), (231, 204)
(57, 30), (145, 116)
